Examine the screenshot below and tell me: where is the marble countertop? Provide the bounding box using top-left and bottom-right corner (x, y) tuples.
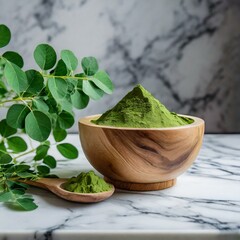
(0, 134), (239, 240)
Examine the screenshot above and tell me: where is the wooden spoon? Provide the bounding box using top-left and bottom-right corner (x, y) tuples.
(19, 178), (115, 203)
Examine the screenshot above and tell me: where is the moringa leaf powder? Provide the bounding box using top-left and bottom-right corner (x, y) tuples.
(64, 171), (112, 193)
(92, 84), (193, 128)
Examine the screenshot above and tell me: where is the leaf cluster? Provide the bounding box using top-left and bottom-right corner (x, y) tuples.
(0, 155), (38, 210)
(0, 24), (114, 210)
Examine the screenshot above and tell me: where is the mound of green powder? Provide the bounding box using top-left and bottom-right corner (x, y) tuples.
(92, 84), (193, 128)
(64, 171), (112, 193)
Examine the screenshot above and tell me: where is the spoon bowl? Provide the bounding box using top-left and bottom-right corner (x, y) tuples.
(20, 178), (115, 203)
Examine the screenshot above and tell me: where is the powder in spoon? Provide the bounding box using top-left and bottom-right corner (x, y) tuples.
(92, 84), (193, 128)
(64, 171), (112, 193)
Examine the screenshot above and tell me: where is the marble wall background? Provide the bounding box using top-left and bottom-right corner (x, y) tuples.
(0, 0), (240, 132)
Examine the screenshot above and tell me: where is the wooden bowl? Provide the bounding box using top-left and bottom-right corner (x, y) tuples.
(78, 115), (204, 191)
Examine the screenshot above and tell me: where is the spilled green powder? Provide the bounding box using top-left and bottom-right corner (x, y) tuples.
(64, 171), (112, 193)
(92, 84), (193, 128)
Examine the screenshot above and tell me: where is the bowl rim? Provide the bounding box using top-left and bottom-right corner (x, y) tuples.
(79, 114), (204, 131)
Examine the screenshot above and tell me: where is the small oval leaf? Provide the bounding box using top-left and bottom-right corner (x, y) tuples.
(92, 70), (114, 94)
(7, 136), (28, 153)
(4, 62), (28, 94)
(61, 50), (78, 71)
(0, 154), (12, 164)
(0, 119), (17, 137)
(53, 128), (67, 142)
(48, 77), (68, 100)
(25, 111), (51, 142)
(37, 165), (50, 175)
(54, 59), (68, 76)
(81, 57), (99, 76)
(6, 104), (30, 129)
(34, 144), (50, 160)
(25, 69), (44, 94)
(3, 51), (24, 68)
(0, 24), (11, 48)
(82, 81), (104, 100)
(71, 90), (89, 109)
(57, 143), (78, 159)
(57, 111), (74, 129)
(32, 99), (49, 113)
(16, 198), (38, 211)
(34, 44), (57, 70)
(43, 155), (56, 168)
(0, 141), (7, 155)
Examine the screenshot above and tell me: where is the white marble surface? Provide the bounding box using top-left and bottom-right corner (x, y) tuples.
(0, 134), (239, 240)
(0, 0), (240, 132)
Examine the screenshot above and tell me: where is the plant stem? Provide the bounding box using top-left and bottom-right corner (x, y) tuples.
(14, 148), (36, 161)
(0, 97), (33, 105)
(42, 74), (93, 81)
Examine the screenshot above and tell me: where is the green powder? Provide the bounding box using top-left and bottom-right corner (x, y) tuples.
(92, 84), (193, 128)
(64, 171), (112, 193)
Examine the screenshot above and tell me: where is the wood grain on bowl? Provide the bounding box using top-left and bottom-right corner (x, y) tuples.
(79, 115), (204, 191)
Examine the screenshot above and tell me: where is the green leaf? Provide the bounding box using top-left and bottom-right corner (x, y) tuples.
(2, 51), (24, 68)
(37, 165), (50, 175)
(0, 192), (14, 202)
(11, 189), (25, 195)
(61, 50), (78, 71)
(6, 180), (28, 190)
(53, 128), (67, 142)
(0, 119), (17, 137)
(32, 99), (49, 112)
(4, 61), (28, 94)
(71, 89), (89, 109)
(16, 198), (38, 211)
(45, 97), (58, 114)
(48, 77), (68, 100)
(67, 77), (78, 88)
(25, 111), (51, 142)
(0, 24), (11, 48)
(57, 143), (78, 159)
(57, 111), (74, 129)
(34, 43), (57, 70)
(6, 104), (30, 129)
(0, 141), (6, 155)
(81, 57), (99, 76)
(43, 155), (56, 168)
(0, 81), (8, 96)
(14, 164), (30, 173)
(66, 80), (75, 94)
(58, 97), (73, 113)
(54, 59), (68, 76)
(74, 73), (84, 89)
(49, 113), (58, 127)
(82, 81), (104, 100)
(4, 165), (15, 173)
(0, 154), (12, 164)
(48, 78), (73, 113)
(34, 144), (50, 160)
(17, 172), (35, 178)
(7, 136), (27, 153)
(25, 69), (44, 94)
(92, 70), (114, 94)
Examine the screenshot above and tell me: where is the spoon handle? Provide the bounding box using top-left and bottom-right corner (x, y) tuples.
(18, 178), (66, 190)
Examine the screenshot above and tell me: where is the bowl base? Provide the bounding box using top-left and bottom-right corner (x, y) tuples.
(104, 177), (176, 191)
